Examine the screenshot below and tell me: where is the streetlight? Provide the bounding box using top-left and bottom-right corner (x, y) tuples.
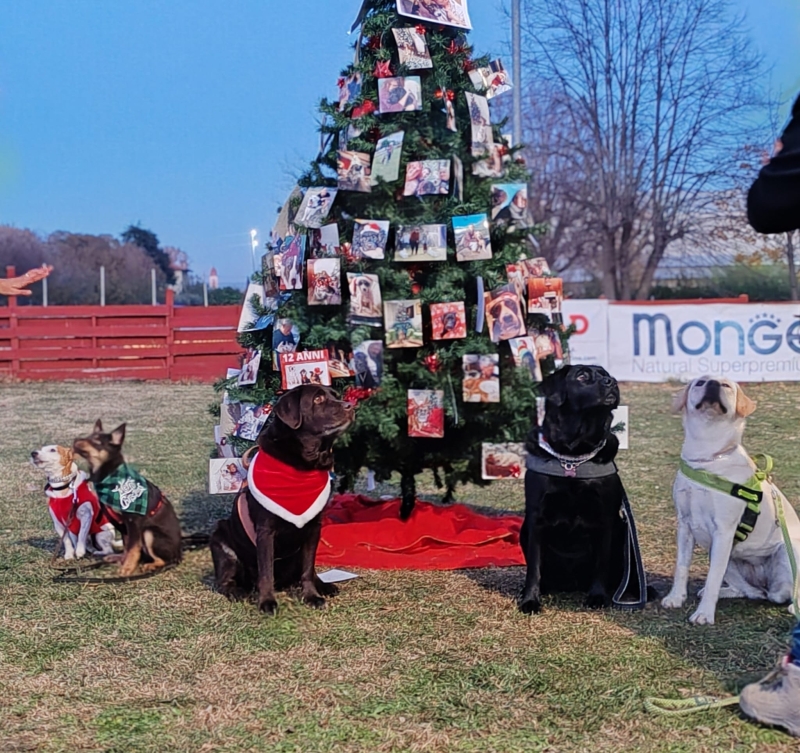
(512, 0), (522, 148)
(250, 229), (259, 272)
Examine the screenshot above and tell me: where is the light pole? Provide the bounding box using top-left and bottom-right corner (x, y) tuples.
(250, 229), (259, 272)
(512, 0), (522, 148)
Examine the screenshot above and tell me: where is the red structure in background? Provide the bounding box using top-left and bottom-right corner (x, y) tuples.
(0, 267), (240, 382)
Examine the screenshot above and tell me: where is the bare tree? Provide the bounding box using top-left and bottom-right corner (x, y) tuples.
(520, 0), (773, 299)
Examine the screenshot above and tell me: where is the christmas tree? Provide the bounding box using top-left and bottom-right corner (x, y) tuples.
(220, 0), (566, 517)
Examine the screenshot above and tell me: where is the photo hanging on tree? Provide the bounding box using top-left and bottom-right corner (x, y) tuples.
(481, 443), (526, 480)
(233, 404), (271, 441)
(327, 345), (354, 379)
(236, 282), (267, 333)
(491, 183), (533, 228)
(272, 318), (301, 369)
(484, 283), (526, 342)
(384, 300), (424, 348)
(452, 155), (464, 200)
(528, 326), (565, 366)
(280, 350), (332, 390)
(453, 213), (492, 262)
(220, 393), (239, 437)
(407, 389), (445, 438)
(371, 131), (404, 184)
(261, 249), (280, 298)
(392, 27), (433, 70)
(403, 160), (451, 196)
(237, 348), (262, 386)
(378, 76), (422, 113)
(337, 150), (372, 192)
(214, 425), (237, 459)
(296, 187), (337, 229)
(527, 277), (563, 318)
(508, 336), (543, 381)
(430, 302), (467, 340)
(462, 354), (500, 403)
(468, 59), (513, 99)
(307, 258), (342, 306)
(352, 219), (389, 259)
(276, 234), (306, 291)
(465, 92), (493, 156)
(338, 72), (363, 111)
(347, 273), (383, 326)
(309, 223), (340, 257)
(209, 458), (247, 494)
(351, 340), (384, 388)
(472, 144), (506, 179)
(394, 224), (447, 262)
(396, 0), (472, 30)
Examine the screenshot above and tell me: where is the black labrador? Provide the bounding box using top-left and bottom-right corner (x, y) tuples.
(519, 364), (645, 614)
(210, 384), (354, 614)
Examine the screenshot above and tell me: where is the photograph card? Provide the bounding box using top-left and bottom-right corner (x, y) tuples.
(338, 72), (363, 111)
(472, 144), (506, 178)
(378, 76), (422, 113)
(444, 97), (457, 132)
(352, 219), (389, 260)
(307, 257), (342, 306)
(347, 273), (383, 326)
(309, 223), (340, 258)
(394, 224), (447, 262)
(612, 406), (629, 450)
(396, 0), (472, 30)
(280, 350), (332, 390)
(337, 150), (372, 193)
(527, 277), (563, 317)
(371, 130), (404, 185)
(484, 283), (526, 342)
(452, 155), (464, 201)
(233, 404), (271, 441)
(407, 389), (445, 438)
(296, 187), (337, 229)
(214, 425), (237, 459)
(453, 213), (492, 262)
(491, 183), (532, 228)
(403, 159), (450, 197)
(220, 393), (238, 437)
(272, 318), (301, 370)
(465, 92), (493, 156)
(528, 327), (564, 363)
(508, 336), (543, 381)
(261, 249), (281, 298)
(276, 234), (306, 291)
(462, 354), (500, 403)
(392, 27), (433, 69)
(209, 458), (247, 495)
(351, 340), (384, 388)
(430, 301), (467, 340)
(237, 348), (262, 386)
(468, 59), (513, 99)
(481, 443), (525, 480)
(236, 282), (267, 333)
(384, 300), (424, 348)
(327, 344), (354, 379)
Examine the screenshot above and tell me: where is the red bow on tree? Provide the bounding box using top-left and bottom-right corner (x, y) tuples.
(447, 40), (462, 55)
(462, 59), (476, 72)
(343, 386), (376, 405)
(352, 100), (377, 119)
(374, 60), (393, 78)
(423, 353), (442, 373)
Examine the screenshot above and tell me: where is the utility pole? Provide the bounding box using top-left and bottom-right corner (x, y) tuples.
(512, 0), (522, 148)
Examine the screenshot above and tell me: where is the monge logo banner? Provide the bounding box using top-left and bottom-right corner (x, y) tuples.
(607, 303), (800, 382)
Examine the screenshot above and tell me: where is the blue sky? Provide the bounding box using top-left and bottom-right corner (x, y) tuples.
(1, 0), (798, 286)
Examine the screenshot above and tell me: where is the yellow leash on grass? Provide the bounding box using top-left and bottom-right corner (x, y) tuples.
(645, 461), (799, 717)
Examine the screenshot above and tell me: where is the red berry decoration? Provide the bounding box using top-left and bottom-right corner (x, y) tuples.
(343, 386), (376, 405)
(515, 157), (526, 165)
(337, 78), (345, 88)
(446, 89), (455, 101)
(423, 353), (442, 373)
(415, 24), (426, 35)
(411, 282), (422, 295)
(374, 60), (393, 78)
(498, 144), (509, 156)
(434, 87), (444, 99)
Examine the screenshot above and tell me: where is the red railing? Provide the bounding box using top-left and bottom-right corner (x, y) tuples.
(0, 268), (240, 382)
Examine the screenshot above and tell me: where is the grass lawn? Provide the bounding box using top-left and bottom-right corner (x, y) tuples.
(1, 380), (800, 752)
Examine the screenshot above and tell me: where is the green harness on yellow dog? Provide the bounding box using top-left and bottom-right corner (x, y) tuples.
(678, 453), (773, 543)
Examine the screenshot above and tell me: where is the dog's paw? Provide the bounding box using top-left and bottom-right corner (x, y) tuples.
(584, 591), (610, 610)
(303, 594), (327, 609)
(222, 587), (248, 602)
(258, 598), (278, 615)
(661, 592), (686, 609)
(317, 580), (339, 597)
(119, 562), (138, 577)
(688, 608), (715, 625)
(63, 550), (75, 561)
(74, 546), (86, 559)
(518, 597), (542, 615)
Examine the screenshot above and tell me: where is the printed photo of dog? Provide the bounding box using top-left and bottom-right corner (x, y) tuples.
(347, 273), (383, 326)
(484, 284), (526, 342)
(453, 213), (492, 262)
(430, 302), (467, 340)
(307, 258), (342, 306)
(31, 444), (116, 559)
(663, 377), (800, 625)
(337, 150), (372, 193)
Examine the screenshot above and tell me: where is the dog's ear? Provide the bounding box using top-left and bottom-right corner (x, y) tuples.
(93, 419), (104, 433)
(57, 446), (74, 466)
(275, 390), (303, 429)
(672, 385), (689, 414)
(735, 385), (756, 418)
(110, 423), (126, 445)
(541, 367), (568, 406)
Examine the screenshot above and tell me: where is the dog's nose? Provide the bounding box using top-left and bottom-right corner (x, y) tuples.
(30, 451), (38, 459)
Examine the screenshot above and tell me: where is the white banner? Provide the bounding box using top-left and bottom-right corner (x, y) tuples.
(562, 299), (609, 369)
(606, 303), (800, 382)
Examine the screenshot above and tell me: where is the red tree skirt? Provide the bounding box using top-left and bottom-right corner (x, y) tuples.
(317, 494), (525, 570)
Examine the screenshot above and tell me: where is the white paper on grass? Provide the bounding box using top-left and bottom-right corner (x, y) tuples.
(612, 406), (629, 450)
(318, 569), (359, 584)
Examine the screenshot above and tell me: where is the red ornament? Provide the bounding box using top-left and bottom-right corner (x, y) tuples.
(415, 24), (426, 35)
(374, 60), (393, 78)
(337, 78), (345, 88)
(343, 386), (376, 405)
(411, 282), (422, 295)
(445, 89), (455, 101)
(367, 35), (381, 50)
(434, 87), (444, 99)
(462, 59), (475, 72)
(447, 40), (461, 55)
(497, 144), (509, 156)
(352, 100), (377, 119)
(423, 353), (442, 373)
(515, 157), (526, 166)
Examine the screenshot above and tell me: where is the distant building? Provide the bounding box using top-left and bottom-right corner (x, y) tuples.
(209, 267), (219, 290)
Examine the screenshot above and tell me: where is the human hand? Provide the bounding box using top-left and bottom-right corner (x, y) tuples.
(0, 264), (53, 296)
(760, 139), (784, 165)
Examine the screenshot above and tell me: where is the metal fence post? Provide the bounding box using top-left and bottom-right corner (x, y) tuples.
(100, 266), (105, 306)
(151, 269), (157, 305)
(203, 281), (209, 307)
(42, 276), (48, 307)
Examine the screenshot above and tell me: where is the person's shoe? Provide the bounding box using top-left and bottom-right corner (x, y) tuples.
(739, 657), (800, 737)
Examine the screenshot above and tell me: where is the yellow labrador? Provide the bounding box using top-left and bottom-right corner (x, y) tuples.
(662, 377), (800, 625)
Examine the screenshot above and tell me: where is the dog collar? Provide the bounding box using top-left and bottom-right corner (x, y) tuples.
(247, 451), (331, 529)
(537, 436), (607, 477)
(526, 452), (618, 479)
(678, 454), (773, 542)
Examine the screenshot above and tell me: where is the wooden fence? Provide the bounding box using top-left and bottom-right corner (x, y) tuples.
(0, 268), (241, 382)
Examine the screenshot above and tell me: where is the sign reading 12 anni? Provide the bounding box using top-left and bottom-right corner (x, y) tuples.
(607, 304), (800, 382)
